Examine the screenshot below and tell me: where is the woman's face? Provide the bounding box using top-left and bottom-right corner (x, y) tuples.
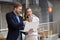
(26, 8), (32, 16)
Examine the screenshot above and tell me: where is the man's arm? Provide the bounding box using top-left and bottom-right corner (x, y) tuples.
(6, 13), (22, 29)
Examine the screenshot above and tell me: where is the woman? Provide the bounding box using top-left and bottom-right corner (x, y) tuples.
(24, 8), (39, 40)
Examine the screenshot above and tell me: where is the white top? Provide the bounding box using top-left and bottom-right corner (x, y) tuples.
(23, 14), (39, 32)
(31, 14), (39, 22)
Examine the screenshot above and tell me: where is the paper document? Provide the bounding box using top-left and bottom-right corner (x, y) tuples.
(20, 21), (39, 32)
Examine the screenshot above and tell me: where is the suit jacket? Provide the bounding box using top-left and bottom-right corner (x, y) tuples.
(6, 11), (24, 40)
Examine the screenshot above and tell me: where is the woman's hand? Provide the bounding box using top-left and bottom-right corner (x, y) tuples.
(28, 29), (34, 34)
(28, 18), (32, 22)
(27, 16), (33, 22)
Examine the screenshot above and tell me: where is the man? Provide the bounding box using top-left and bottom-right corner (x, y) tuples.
(6, 2), (25, 40)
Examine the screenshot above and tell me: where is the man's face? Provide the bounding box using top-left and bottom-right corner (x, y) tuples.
(15, 6), (22, 14)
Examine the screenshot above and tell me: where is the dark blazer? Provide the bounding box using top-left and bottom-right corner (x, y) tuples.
(6, 11), (24, 40)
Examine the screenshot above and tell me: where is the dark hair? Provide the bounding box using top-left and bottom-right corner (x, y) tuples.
(13, 2), (22, 9)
